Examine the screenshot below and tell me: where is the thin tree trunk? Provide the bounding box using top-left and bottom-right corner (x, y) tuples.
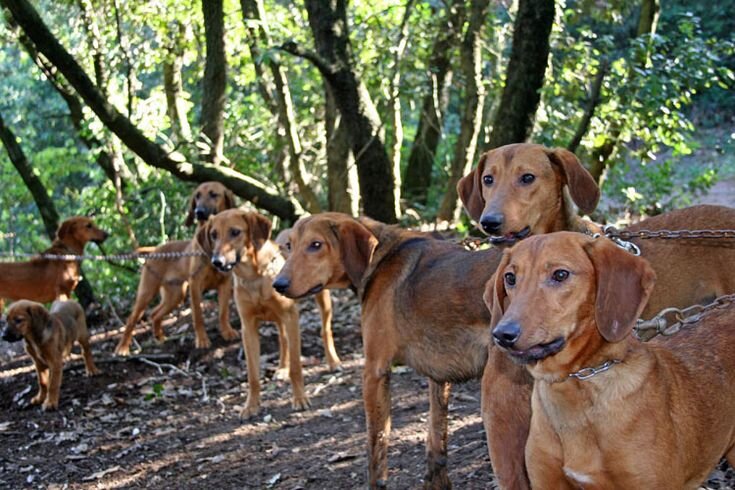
(163, 20), (192, 143)
(402, 3), (462, 203)
(282, 0), (398, 223)
(567, 59), (608, 153)
(200, 0), (227, 165)
(485, 0), (555, 149)
(437, 0), (492, 222)
(325, 82), (358, 215)
(112, 0), (135, 117)
(241, 0), (321, 212)
(2, 0), (302, 221)
(0, 111), (96, 308)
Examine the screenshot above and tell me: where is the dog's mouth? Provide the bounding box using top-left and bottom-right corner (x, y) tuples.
(285, 284), (325, 299)
(489, 226), (531, 246)
(212, 252), (241, 273)
(1, 329), (22, 343)
(502, 336), (566, 364)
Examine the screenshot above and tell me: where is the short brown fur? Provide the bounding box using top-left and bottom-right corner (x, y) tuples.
(1, 299), (100, 410)
(487, 233), (735, 489)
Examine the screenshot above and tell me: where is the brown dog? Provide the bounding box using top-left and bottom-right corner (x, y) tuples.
(198, 209), (340, 417)
(116, 181), (237, 354)
(1, 299), (100, 410)
(459, 143), (735, 489)
(0, 217), (108, 314)
(273, 212), (502, 489)
(487, 232), (735, 489)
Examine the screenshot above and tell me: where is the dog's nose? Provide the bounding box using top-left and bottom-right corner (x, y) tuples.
(480, 213), (504, 234)
(195, 207), (209, 221)
(492, 321), (521, 348)
(211, 256), (225, 269)
(272, 276), (290, 294)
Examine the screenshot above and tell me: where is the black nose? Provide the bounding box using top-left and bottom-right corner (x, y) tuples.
(272, 276), (290, 294)
(480, 213), (504, 234)
(211, 256), (225, 269)
(492, 321), (521, 348)
(195, 207), (210, 221)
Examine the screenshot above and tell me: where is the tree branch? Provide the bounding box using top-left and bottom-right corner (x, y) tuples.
(278, 41), (335, 81)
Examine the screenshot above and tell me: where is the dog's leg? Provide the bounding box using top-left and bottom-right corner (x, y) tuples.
(150, 283), (186, 342)
(189, 276), (211, 349)
(424, 380), (452, 489)
(79, 333), (100, 376)
(482, 348), (532, 490)
(283, 309), (309, 411)
(240, 313), (262, 418)
(116, 270), (161, 355)
(315, 289), (341, 370)
(274, 321), (290, 381)
(525, 398), (572, 490)
(363, 360), (392, 489)
(216, 278), (239, 341)
(43, 361), (63, 411)
(30, 364), (49, 405)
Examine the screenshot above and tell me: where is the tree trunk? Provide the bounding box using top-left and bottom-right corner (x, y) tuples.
(567, 59), (608, 153)
(2, 0), (302, 222)
(283, 0), (398, 223)
(485, 0), (555, 149)
(241, 0), (321, 213)
(0, 111), (96, 308)
(200, 0), (227, 165)
(163, 20), (192, 143)
(436, 0), (493, 222)
(325, 82), (359, 215)
(402, 3), (462, 203)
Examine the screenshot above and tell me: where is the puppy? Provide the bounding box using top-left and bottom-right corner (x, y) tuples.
(2, 300), (100, 410)
(487, 232), (735, 489)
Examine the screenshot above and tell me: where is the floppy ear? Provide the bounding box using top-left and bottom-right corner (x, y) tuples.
(546, 148), (600, 215)
(245, 212), (272, 251)
(274, 228), (291, 257)
(195, 219), (213, 254)
(56, 219), (75, 240)
(337, 220), (378, 287)
(27, 303), (51, 337)
(484, 250), (512, 330)
(584, 238), (656, 342)
(184, 193), (197, 227)
(223, 188), (236, 210)
(457, 152), (488, 222)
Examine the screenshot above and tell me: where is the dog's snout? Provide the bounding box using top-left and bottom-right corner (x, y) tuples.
(211, 256), (225, 269)
(480, 213), (504, 234)
(272, 276), (290, 294)
(195, 207), (210, 221)
(493, 321), (521, 348)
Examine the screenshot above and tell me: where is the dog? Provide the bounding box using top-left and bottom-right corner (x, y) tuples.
(198, 209), (341, 417)
(486, 232), (735, 489)
(458, 143), (735, 489)
(1, 299), (100, 410)
(272, 212), (503, 489)
(0, 216), (109, 314)
(115, 181), (237, 355)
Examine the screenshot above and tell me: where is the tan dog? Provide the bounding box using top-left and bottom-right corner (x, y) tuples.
(198, 209), (340, 417)
(459, 143), (735, 489)
(116, 181), (237, 354)
(0, 217), (108, 313)
(273, 212), (502, 489)
(487, 232), (735, 489)
(1, 300), (100, 410)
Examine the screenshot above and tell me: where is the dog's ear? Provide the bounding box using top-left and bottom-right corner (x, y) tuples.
(223, 188), (236, 211)
(56, 219), (75, 241)
(274, 228), (291, 257)
(484, 250), (512, 330)
(27, 303), (51, 337)
(457, 152), (488, 222)
(245, 212), (272, 251)
(546, 148), (600, 215)
(184, 192), (197, 227)
(584, 238), (656, 342)
(337, 220), (378, 287)
(195, 219), (213, 254)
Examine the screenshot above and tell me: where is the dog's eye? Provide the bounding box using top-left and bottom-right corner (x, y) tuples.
(210, 230), (218, 240)
(520, 174), (535, 184)
(210, 191), (218, 199)
(230, 228), (241, 238)
(286, 242), (292, 251)
(552, 269), (570, 282)
(308, 241), (322, 251)
(196, 192), (201, 199)
(14, 317), (23, 324)
(483, 175), (494, 186)
(504, 272), (516, 287)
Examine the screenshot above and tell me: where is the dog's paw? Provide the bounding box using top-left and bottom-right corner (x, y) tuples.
(194, 336), (212, 349)
(326, 357), (343, 372)
(273, 367), (289, 380)
(220, 327), (240, 341)
(239, 402), (260, 419)
(30, 394), (44, 405)
(291, 395), (311, 411)
(42, 400), (58, 411)
(86, 366), (101, 377)
(153, 334), (168, 344)
(114, 343), (131, 356)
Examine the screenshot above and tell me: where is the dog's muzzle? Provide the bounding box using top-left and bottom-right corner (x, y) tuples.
(1, 326), (22, 343)
(210, 252), (240, 272)
(195, 207), (213, 222)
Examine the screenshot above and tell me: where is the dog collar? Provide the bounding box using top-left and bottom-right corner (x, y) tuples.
(567, 359), (621, 381)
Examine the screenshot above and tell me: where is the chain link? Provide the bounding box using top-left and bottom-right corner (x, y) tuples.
(605, 227), (735, 241)
(634, 293), (735, 342)
(0, 250), (207, 263)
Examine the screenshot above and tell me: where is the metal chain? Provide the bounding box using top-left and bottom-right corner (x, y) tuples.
(568, 359), (621, 381)
(605, 227), (735, 241)
(0, 250), (207, 263)
(634, 293), (735, 342)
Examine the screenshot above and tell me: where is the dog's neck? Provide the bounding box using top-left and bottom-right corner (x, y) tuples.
(49, 236), (85, 255)
(554, 187), (601, 235)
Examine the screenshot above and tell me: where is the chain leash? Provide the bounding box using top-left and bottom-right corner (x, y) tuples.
(634, 293), (735, 342)
(0, 250), (207, 263)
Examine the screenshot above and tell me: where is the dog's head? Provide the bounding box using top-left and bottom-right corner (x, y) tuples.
(458, 144), (599, 246)
(185, 181), (236, 227)
(1, 300), (51, 343)
(57, 216), (109, 247)
(272, 212), (378, 298)
(195, 209), (271, 273)
(484, 232), (655, 378)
